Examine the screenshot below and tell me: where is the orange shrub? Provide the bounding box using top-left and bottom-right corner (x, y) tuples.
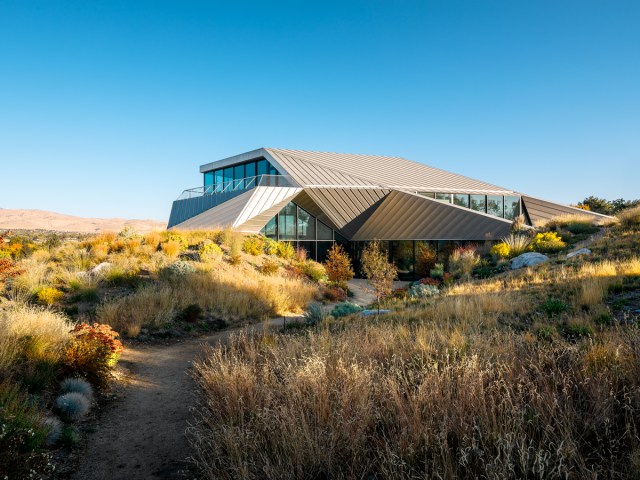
(161, 241), (182, 258)
(64, 323), (124, 384)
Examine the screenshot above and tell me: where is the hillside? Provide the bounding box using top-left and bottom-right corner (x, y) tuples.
(0, 208), (165, 233)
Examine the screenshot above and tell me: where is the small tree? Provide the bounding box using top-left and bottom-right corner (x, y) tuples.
(361, 240), (397, 314)
(324, 244), (354, 289)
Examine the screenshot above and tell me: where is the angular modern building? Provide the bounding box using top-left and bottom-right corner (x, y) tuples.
(168, 148), (609, 279)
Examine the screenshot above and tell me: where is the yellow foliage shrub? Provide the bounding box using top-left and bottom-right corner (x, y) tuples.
(36, 287), (64, 305)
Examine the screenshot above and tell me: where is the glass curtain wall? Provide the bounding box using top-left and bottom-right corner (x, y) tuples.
(203, 157), (279, 193)
(260, 202), (341, 263)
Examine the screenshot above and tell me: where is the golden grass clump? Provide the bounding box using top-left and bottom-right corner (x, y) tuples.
(0, 304), (73, 373)
(618, 205), (640, 228)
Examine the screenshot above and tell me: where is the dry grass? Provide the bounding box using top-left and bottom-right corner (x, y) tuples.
(191, 322), (640, 479)
(618, 205), (640, 228)
(537, 212), (611, 229)
(97, 263), (316, 336)
(0, 304), (72, 375)
(190, 223), (640, 479)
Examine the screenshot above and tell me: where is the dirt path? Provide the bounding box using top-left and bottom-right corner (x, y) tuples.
(70, 317), (295, 480)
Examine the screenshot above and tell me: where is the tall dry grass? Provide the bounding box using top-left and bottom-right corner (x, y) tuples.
(191, 322), (640, 479)
(0, 304), (73, 375)
(97, 264), (316, 336)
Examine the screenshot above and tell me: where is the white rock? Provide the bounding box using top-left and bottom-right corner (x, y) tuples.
(566, 248), (592, 259)
(511, 252), (549, 270)
(89, 262), (112, 276)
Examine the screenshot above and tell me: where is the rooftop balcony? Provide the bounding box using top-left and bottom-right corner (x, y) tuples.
(168, 174), (299, 228)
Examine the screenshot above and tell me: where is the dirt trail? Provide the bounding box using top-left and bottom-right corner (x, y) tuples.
(70, 318), (293, 480)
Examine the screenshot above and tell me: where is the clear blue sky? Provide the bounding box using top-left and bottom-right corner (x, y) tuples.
(1, 1), (638, 221)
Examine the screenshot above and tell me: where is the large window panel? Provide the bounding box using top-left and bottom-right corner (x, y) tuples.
(214, 169), (224, 192)
(435, 193), (452, 203)
(297, 206), (315, 240)
(263, 216), (277, 239)
(504, 196), (521, 220)
(487, 195), (504, 217)
(453, 194), (470, 208)
(278, 202), (297, 240)
(317, 221), (333, 240)
(245, 162), (256, 186)
(390, 241), (414, 279)
(223, 167), (233, 189)
(233, 164), (245, 189)
(257, 159), (268, 176)
(470, 195), (486, 213)
(204, 171), (213, 192)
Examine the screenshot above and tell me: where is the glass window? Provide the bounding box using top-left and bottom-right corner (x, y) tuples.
(204, 171), (213, 193)
(278, 202), (296, 240)
(487, 195), (504, 217)
(245, 161), (256, 181)
(214, 169), (224, 192)
(268, 163), (277, 175)
(298, 241), (316, 261)
(420, 192), (436, 198)
(435, 193), (452, 203)
(470, 195), (486, 213)
(390, 241), (414, 279)
(316, 242), (334, 264)
(233, 164), (245, 189)
(262, 216), (277, 239)
(317, 221), (333, 240)
(257, 159), (268, 176)
(297, 206), (315, 240)
(453, 194), (470, 208)
(504, 196), (520, 220)
(223, 167), (233, 189)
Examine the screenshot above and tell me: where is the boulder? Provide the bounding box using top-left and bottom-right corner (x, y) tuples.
(89, 262), (113, 276)
(511, 252), (549, 270)
(566, 248), (592, 259)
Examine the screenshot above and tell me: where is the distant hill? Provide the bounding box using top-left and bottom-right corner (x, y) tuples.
(0, 208), (166, 233)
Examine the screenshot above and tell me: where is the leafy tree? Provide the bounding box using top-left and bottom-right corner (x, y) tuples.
(361, 240), (397, 314)
(415, 242), (437, 278)
(323, 244), (354, 289)
(578, 196), (612, 215)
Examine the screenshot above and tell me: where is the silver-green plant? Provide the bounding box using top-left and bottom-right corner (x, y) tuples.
(303, 304), (327, 325)
(55, 392), (90, 422)
(43, 416), (63, 447)
(60, 377), (94, 403)
(408, 283), (440, 299)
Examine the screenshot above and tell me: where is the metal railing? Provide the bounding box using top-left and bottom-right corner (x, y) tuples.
(176, 175), (298, 200)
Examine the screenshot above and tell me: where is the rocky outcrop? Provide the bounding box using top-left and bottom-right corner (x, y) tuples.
(511, 252), (549, 270)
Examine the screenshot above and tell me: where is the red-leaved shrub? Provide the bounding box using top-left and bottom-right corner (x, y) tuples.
(64, 323), (124, 384)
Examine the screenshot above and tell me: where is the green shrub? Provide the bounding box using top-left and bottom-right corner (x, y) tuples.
(540, 298), (570, 316)
(564, 321), (593, 339)
(160, 261), (196, 280)
(331, 302), (363, 318)
(408, 283), (440, 299)
(302, 261), (327, 283)
(304, 304), (327, 326)
(243, 236), (265, 256)
(0, 382), (50, 477)
(199, 241), (223, 261)
(530, 232), (567, 253)
(430, 263), (444, 279)
(448, 246), (480, 279)
(263, 238), (279, 256)
(534, 324), (557, 341)
(565, 221), (599, 235)
(276, 241), (295, 260)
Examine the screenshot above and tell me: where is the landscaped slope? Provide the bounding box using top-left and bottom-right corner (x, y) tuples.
(190, 211), (640, 480)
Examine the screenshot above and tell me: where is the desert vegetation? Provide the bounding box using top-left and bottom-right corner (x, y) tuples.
(0, 227), (322, 478)
(190, 210), (640, 479)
